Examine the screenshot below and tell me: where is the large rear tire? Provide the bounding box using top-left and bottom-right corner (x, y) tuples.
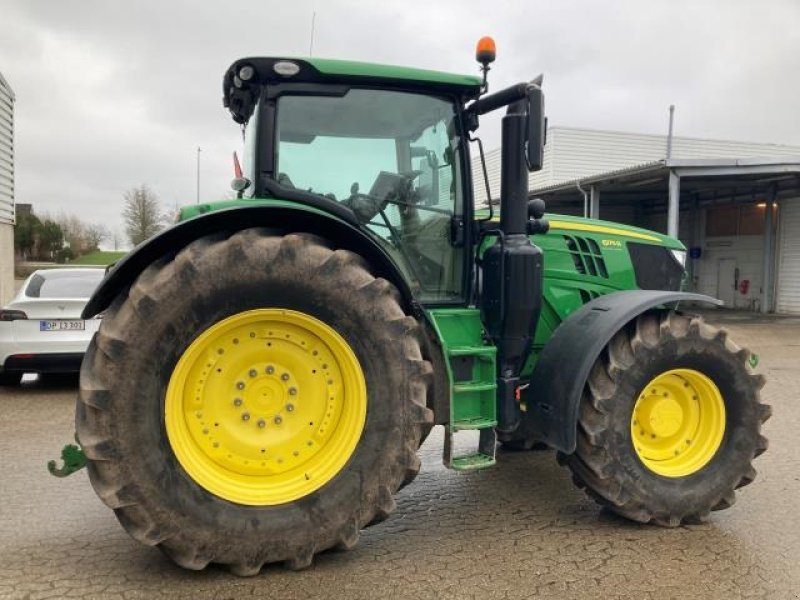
(77, 230), (433, 574)
(560, 311), (770, 526)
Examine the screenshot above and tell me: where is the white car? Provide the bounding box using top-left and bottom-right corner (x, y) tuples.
(0, 268), (106, 386)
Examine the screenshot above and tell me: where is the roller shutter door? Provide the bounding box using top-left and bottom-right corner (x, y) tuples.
(776, 200), (800, 314)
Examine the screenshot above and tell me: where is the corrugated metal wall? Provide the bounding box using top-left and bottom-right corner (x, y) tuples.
(472, 127), (800, 202)
(0, 73), (14, 225)
(776, 199), (800, 314)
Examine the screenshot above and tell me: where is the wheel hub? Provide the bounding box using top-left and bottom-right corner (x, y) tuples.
(639, 394), (684, 438)
(165, 309), (367, 505)
(631, 368), (726, 478)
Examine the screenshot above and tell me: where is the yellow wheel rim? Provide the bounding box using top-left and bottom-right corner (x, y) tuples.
(165, 309), (367, 505)
(631, 368), (725, 478)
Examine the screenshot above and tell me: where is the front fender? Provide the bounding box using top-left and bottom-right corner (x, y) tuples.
(524, 290), (722, 453)
(82, 205), (414, 318)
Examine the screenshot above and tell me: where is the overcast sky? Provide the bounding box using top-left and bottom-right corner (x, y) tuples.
(2, 0), (799, 247)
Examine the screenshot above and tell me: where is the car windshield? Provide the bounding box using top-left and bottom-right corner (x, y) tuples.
(26, 270), (105, 299)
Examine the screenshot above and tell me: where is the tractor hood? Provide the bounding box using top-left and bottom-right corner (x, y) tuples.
(478, 211), (685, 249)
(544, 214), (685, 250)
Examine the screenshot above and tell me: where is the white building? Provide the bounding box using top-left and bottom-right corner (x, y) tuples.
(475, 127), (800, 314)
(473, 126), (800, 200)
(0, 73), (14, 305)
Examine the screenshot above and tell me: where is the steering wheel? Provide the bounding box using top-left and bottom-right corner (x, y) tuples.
(344, 171), (421, 223)
(342, 182), (384, 223)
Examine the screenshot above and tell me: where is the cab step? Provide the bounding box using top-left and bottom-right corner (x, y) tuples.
(444, 427), (497, 471)
(426, 308), (498, 471)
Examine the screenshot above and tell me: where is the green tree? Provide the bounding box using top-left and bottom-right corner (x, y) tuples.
(13, 213), (41, 259)
(38, 219), (64, 260)
(123, 185), (163, 246)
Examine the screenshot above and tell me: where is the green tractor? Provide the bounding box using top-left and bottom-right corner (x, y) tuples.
(69, 40), (769, 574)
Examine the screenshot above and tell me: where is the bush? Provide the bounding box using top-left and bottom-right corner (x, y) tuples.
(54, 247), (76, 264)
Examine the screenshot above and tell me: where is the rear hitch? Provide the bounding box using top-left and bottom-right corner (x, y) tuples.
(47, 433), (87, 478)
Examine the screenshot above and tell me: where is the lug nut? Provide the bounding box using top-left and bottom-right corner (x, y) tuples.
(249, 369), (257, 378)
(288, 387), (297, 396)
(286, 403), (295, 412)
(236, 381), (245, 390)
(266, 365), (275, 374)
(281, 373), (290, 381)
(233, 398), (243, 407)
(257, 419), (266, 428)
(274, 415), (283, 425)
(242, 412), (250, 421)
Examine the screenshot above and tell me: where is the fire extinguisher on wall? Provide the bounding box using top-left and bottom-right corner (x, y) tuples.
(739, 279), (750, 295)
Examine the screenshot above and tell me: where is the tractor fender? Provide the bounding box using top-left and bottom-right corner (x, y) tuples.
(524, 290), (722, 454)
(82, 205), (415, 318)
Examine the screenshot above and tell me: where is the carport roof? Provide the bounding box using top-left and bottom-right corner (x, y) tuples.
(532, 156), (800, 205)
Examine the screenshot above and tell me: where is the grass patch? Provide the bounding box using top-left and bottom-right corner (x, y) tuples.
(68, 251), (127, 266)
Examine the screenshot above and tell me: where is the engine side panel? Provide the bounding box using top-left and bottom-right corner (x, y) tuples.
(524, 218), (687, 377)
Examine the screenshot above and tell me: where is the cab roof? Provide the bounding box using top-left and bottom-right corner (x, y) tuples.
(223, 56), (482, 124)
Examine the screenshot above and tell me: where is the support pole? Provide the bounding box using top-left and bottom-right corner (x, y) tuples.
(666, 104), (675, 159)
(688, 195), (698, 290)
(589, 185), (600, 219)
(667, 170), (680, 238)
(761, 185), (776, 314)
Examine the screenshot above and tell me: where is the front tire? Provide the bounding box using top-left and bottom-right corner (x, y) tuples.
(77, 230), (433, 574)
(561, 311), (770, 526)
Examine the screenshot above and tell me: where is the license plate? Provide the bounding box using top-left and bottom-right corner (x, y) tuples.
(40, 319), (85, 331)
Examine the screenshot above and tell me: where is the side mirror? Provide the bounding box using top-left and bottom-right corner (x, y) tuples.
(526, 85), (545, 172)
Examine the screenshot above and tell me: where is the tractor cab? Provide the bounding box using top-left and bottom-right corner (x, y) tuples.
(227, 57), (486, 303)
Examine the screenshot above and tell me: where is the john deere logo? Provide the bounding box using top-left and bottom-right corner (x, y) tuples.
(601, 239), (623, 248)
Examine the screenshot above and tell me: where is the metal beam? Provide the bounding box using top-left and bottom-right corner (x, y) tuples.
(668, 170), (680, 237)
(589, 185), (600, 219)
(674, 164), (800, 178)
(761, 185), (776, 314)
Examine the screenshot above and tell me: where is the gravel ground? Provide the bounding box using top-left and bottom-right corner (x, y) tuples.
(0, 311), (798, 599)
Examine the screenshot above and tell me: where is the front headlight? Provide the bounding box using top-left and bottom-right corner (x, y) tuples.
(670, 249), (687, 267)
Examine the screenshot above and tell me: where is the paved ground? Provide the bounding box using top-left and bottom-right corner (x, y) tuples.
(0, 312), (798, 599)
